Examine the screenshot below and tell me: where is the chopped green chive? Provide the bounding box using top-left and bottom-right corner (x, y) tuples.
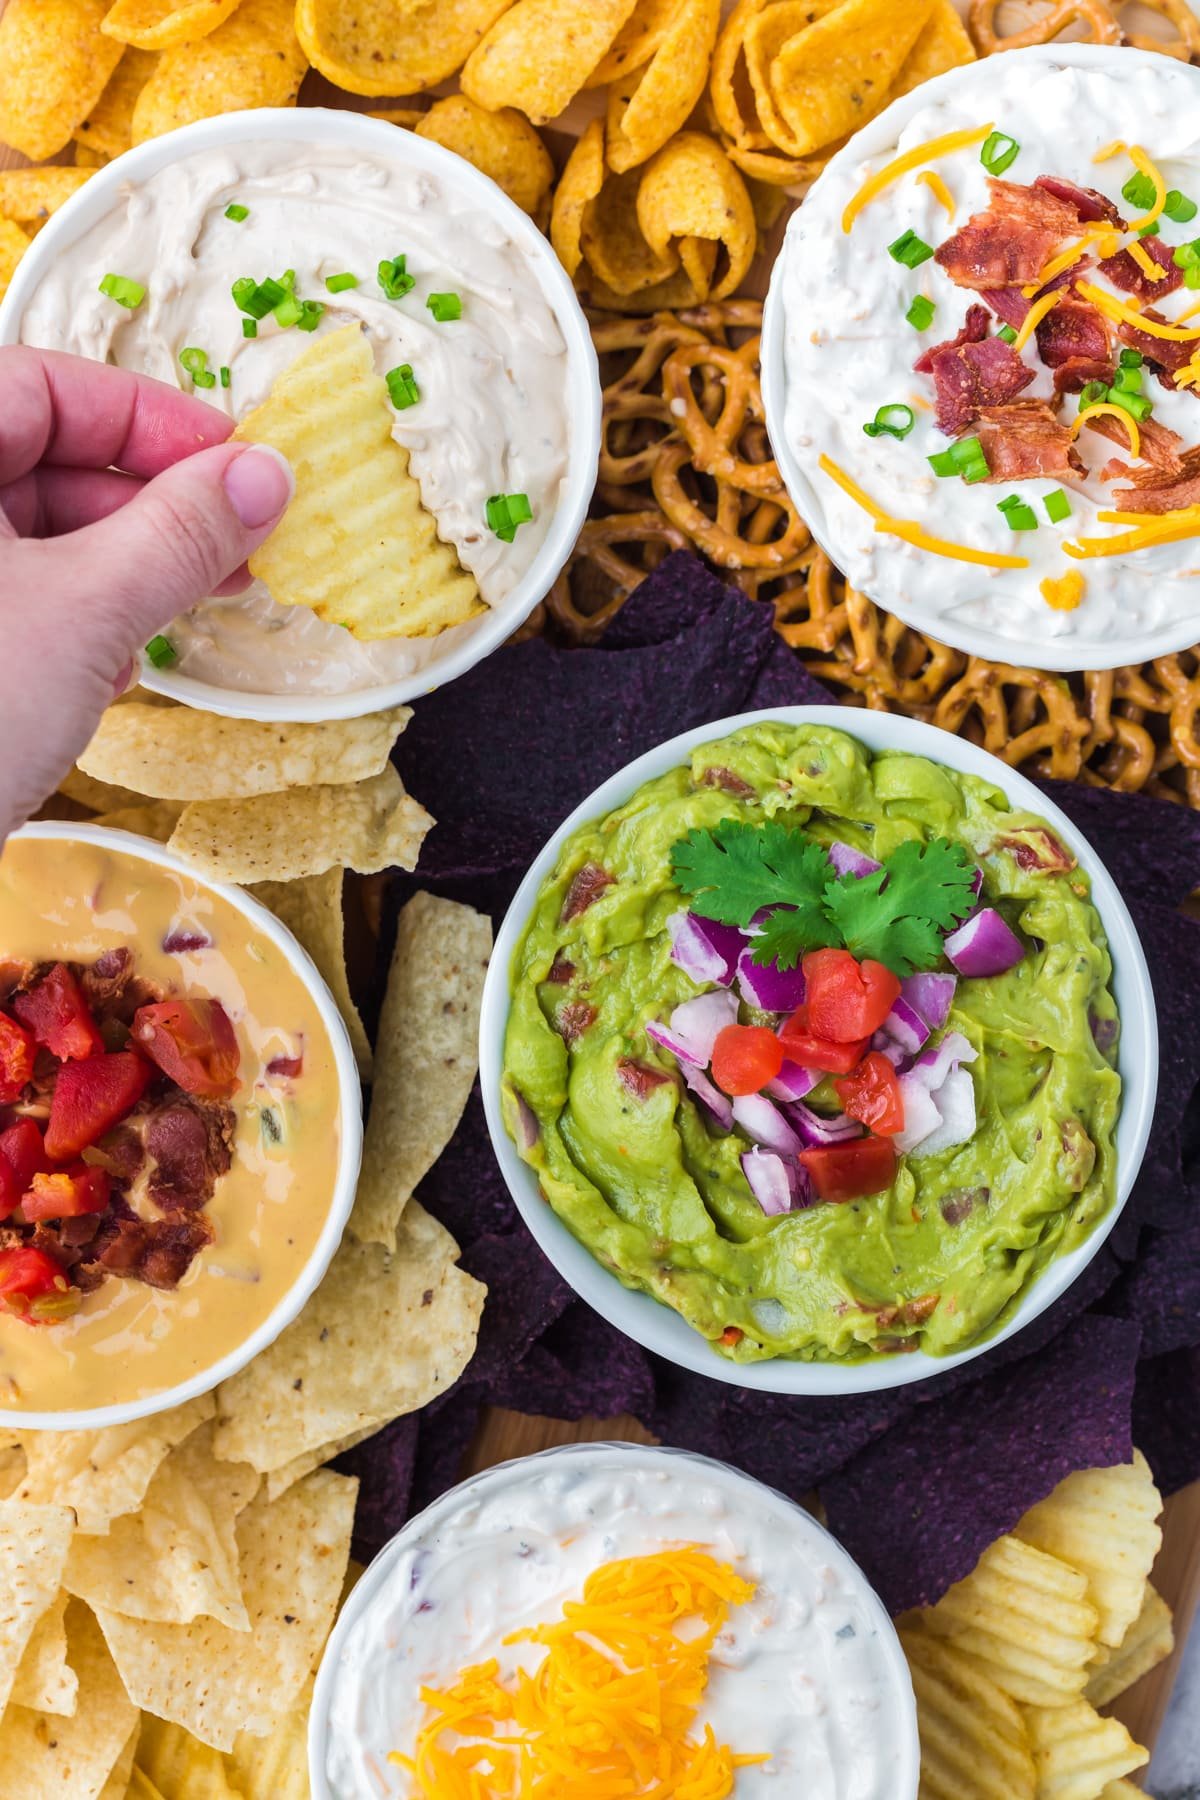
(144, 635), (176, 669)
(997, 494), (1038, 531)
(224, 202), (249, 222)
(888, 229), (934, 269)
(1107, 386), (1153, 423)
(1079, 379), (1109, 408)
(273, 292), (303, 329)
(386, 362), (420, 409)
(325, 272), (359, 293)
(296, 299), (325, 332)
(1138, 221), (1160, 238)
(904, 294), (936, 330)
(1043, 488), (1071, 524)
(1164, 189), (1198, 224)
(426, 291), (462, 322)
(928, 434), (989, 483)
(486, 491), (533, 542)
(862, 402), (915, 441)
(98, 273), (145, 309)
(981, 130), (1019, 176)
(233, 274), (288, 318)
(997, 323), (1018, 344)
(1121, 171), (1158, 211)
(219, 365), (231, 389)
(179, 346), (215, 389)
(242, 318), (258, 338)
(378, 254), (415, 299)
(1174, 239), (1200, 269)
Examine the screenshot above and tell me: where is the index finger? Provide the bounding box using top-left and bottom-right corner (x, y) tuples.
(0, 345), (233, 486)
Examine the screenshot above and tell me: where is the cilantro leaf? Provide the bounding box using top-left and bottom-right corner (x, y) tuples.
(824, 836), (976, 977)
(747, 904), (830, 972)
(671, 819), (830, 938)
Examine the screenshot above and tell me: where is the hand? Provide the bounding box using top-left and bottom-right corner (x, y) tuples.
(0, 346), (294, 842)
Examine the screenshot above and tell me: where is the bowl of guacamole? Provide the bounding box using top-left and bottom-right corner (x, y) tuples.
(481, 710), (1157, 1395)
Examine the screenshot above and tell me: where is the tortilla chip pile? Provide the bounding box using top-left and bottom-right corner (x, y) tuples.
(899, 1453), (1171, 1800)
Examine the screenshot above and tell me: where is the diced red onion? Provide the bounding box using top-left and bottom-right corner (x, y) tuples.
(735, 947), (807, 1014)
(162, 929), (212, 953)
(894, 1082), (940, 1153)
(944, 908), (1024, 978)
(783, 1100), (863, 1148)
(764, 1059), (819, 1103)
(896, 1032), (978, 1154)
(654, 989), (738, 1066)
(877, 995), (930, 1058)
(682, 1062), (733, 1131)
(908, 1065), (976, 1158)
(870, 1032), (908, 1069)
(513, 1092), (541, 1151)
(740, 1147), (798, 1216)
(731, 1092), (803, 1156)
(645, 1018), (702, 1066)
(828, 841), (882, 879)
(667, 911), (743, 987)
(907, 1030), (977, 1092)
(900, 971), (957, 1031)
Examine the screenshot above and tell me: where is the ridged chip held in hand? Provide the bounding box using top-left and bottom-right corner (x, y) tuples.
(899, 1625), (1036, 1800)
(233, 323), (481, 642)
(1014, 1451), (1163, 1649)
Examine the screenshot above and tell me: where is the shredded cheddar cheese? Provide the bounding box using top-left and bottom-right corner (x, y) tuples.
(1173, 360), (1200, 389)
(1025, 224), (1121, 295)
(842, 123), (992, 232)
(1065, 506), (1200, 560)
(389, 1550), (769, 1798)
(1013, 288), (1063, 353)
(1127, 236), (1167, 282)
(1177, 298), (1200, 324)
(1093, 139), (1127, 163)
(916, 169), (955, 218)
(1074, 280), (1200, 342)
(819, 454), (1029, 569)
(1070, 402), (1141, 459)
(1126, 145), (1168, 232)
(1040, 571), (1086, 611)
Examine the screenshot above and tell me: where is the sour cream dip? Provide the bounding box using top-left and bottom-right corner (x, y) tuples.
(311, 1442), (919, 1800)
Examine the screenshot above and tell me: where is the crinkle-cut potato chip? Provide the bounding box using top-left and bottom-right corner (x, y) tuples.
(169, 763), (432, 884)
(296, 0), (512, 95)
(415, 95), (554, 223)
(101, 0), (239, 50)
(0, 168), (93, 226)
(98, 1726), (138, 1800)
(1085, 1584), (1174, 1709)
(899, 1625), (1036, 1800)
(1022, 1699), (1147, 1800)
(350, 891), (491, 1252)
(587, 0), (680, 88)
(582, 165), (679, 296)
(234, 324), (481, 641)
(11, 1394), (214, 1534)
(770, 0), (936, 156)
(0, 0), (124, 161)
(249, 869), (373, 1079)
(131, 0), (306, 144)
(462, 0), (639, 124)
(551, 117), (607, 280)
(0, 220), (30, 301)
(606, 0), (721, 174)
(0, 1600), (138, 1800)
(91, 800), (185, 841)
(1014, 1452), (1163, 1650)
(79, 701), (411, 801)
(10, 1590), (78, 1717)
(889, 0), (974, 98)
(213, 1203), (484, 1475)
(135, 1713), (245, 1797)
(96, 1469), (357, 1751)
(919, 1535), (1099, 1708)
(65, 1424), (259, 1630)
(637, 132), (757, 300)
(0, 1501), (77, 1716)
(75, 47), (159, 158)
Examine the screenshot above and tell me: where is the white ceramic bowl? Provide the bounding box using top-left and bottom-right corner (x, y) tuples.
(0, 107), (601, 723)
(1, 821), (363, 1432)
(761, 43), (1200, 672)
(308, 1440), (922, 1800)
(479, 707), (1158, 1396)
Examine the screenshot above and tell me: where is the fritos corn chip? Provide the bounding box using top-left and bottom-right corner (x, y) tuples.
(101, 0), (239, 51)
(74, 143), (110, 165)
(587, 0), (680, 87)
(900, 1625), (1036, 1800)
(745, 0), (840, 156)
(606, 0), (721, 173)
(368, 106), (427, 130)
(1022, 1700), (1147, 1799)
(770, 0), (936, 155)
(75, 47), (158, 160)
(131, 0), (306, 143)
(462, 0), (639, 125)
(710, 0), (775, 148)
(583, 167), (679, 295)
(1085, 1584), (1174, 1708)
(0, 220), (30, 301)
(234, 324), (481, 641)
(551, 117), (607, 279)
(1014, 1452), (1163, 1649)
(0, 168), (93, 227)
(416, 95), (555, 223)
(889, 0), (975, 98)
(637, 131), (757, 300)
(295, 0), (512, 96)
(0, 0), (123, 161)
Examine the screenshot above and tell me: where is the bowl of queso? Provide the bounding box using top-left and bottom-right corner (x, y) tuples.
(482, 709), (1157, 1396)
(0, 823), (361, 1429)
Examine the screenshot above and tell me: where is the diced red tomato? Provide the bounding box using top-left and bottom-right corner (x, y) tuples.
(834, 1053), (905, 1136)
(13, 964), (104, 1061)
(0, 1119), (52, 1218)
(22, 1165), (111, 1223)
(0, 1246), (74, 1323)
(800, 1134), (898, 1204)
(130, 999), (240, 1098)
(0, 1012), (36, 1104)
(45, 1052), (153, 1160)
(711, 1024), (784, 1096)
(777, 1004), (868, 1075)
(801, 949), (901, 1043)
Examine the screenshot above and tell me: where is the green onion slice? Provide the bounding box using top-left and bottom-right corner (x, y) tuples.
(242, 318), (258, 339)
(1043, 488), (1071, 524)
(888, 229), (934, 269)
(179, 346), (215, 389)
(997, 495), (1038, 531)
(296, 300), (325, 332)
(1107, 387), (1153, 423)
(1079, 380), (1110, 408)
(386, 363), (421, 409)
(426, 291), (463, 322)
(1119, 347), (1144, 369)
(904, 294), (936, 330)
(144, 635), (176, 669)
(981, 131), (1019, 176)
(273, 292), (303, 329)
(378, 255), (415, 300)
(862, 403), (915, 441)
(486, 492), (533, 542)
(219, 366), (231, 389)
(325, 272), (359, 293)
(224, 202), (249, 222)
(997, 323), (1018, 344)
(98, 273), (146, 309)
(1122, 171), (1158, 211)
(1165, 189), (1198, 224)
(928, 434), (989, 483)
(1138, 221), (1160, 239)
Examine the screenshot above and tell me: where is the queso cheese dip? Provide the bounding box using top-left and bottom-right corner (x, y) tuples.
(0, 834), (343, 1416)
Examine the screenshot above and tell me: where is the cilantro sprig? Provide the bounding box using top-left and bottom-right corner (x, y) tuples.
(671, 819), (976, 977)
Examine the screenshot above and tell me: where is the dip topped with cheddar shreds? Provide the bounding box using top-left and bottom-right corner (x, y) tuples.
(778, 47), (1200, 659)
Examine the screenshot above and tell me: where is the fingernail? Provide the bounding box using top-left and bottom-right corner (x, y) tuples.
(223, 445), (294, 529)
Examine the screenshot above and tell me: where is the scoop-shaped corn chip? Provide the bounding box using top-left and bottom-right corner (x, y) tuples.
(234, 324), (480, 641)
(770, 0), (936, 156)
(416, 96), (554, 222)
(746, 0), (840, 156)
(295, 0), (511, 96)
(723, 133), (838, 187)
(368, 106), (427, 130)
(101, 0), (239, 51)
(636, 132), (756, 300)
(583, 167), (679, 296)
(1014, 1452), (1163, 1649)
(586, 0), (680, 88)
(890, 0), (975, 97)
(551, 117), (607, 279)
(74, 143), (110, 165)
(462, 0), (638, 125)
(584, 267), (713, 313)
(0, 221), (31, 301)
(0, 168), (93, 226)
(131, 0), (305, 143)
(0, 0), (124, 161)
(900, 1626), (1036, 1800)
(1021, 1700), (1147, 1800)
(606, 0), (720, 173)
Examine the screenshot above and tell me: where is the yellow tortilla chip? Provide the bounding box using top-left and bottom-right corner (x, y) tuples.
(97, 1727), (138, 1800)
(249, 868), (373, 1079)
(587, 0), (680, 88)
(234, 324), (481, 641)
(101, 0), (240, 51)
(225, 1676), (312, 1798)
(551, 117), (607, 280)
(296, 0), (511, 95)
(0, 1501), (77, 1715)
(1022, 1700), (1147, 1799)
(350, 891), (491, 1251)
(900, 1625), (1036, 1800)
(606, 0), (720, 174)
(213, 1203), (483, 1475)
(770, 0), (936, 156)
(1015, 1452), (1163, 1649)
(462, 0), (639, 125)
(96, 1469), (357, 1750)
(0, 0), (124, 161)
(0, 220), (30, 301)
(637, 132), (757, 300)
(889, 0), (975, 99)
(1085, 1584), (1174, 1708)
(10, 1590), (78, 1717)
(0, 1443), (24, 1498)
(58, 764), (148, 815)
(168, 763), (433, 884)
(10, 1395), (214, 1534)
(74, 46), (159, 158)
(91, 801), (185, 841)
(0, 167), (93, 227)
(134, 1714), (245, 1797)
(0, 1601), (138, 1800)
(415, 96), (555, 223)
(131, 0), (306, 143)
(262, 1424), (377, 1502)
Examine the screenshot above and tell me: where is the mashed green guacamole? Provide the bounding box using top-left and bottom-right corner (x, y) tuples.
(501, 723), (1121, 1362)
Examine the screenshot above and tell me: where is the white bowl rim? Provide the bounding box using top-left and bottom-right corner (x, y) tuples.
(1, 820), (363, 1431)
(0, 105), (601, 724)
(478, 705), (1158, 1397)
(760, 41), (1200, 673)
(307, 1438), (922, 1800)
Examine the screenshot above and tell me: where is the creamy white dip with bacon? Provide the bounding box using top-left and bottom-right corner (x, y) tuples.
(776, 49), (1200, 662)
